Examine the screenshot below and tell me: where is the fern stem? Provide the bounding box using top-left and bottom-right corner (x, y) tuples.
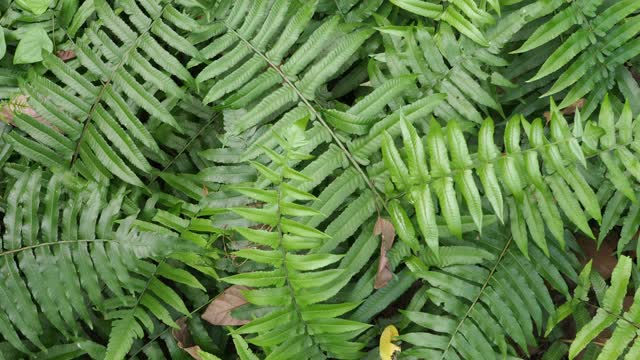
(0, 237), (167, 257)
(582, 300), (640, 330)
(561, 338), (607, 347)
(0, 239), (115, 257)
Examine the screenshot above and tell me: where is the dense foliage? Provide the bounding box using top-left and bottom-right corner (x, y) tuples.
(1, 0), (640, 359)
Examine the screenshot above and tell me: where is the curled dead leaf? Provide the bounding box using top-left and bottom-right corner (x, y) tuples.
(375, 217), (396, 250)
(56, 49), (76, 61)
(374, 217), (395, 289)
(201, 285), (250, 326)
(183, 347), (204, 360)
(375, 255), (393, 290)
(172, 318), (203, 360)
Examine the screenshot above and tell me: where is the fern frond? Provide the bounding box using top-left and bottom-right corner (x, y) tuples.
(507, 0), (640, 117)
(3, 0), (210, 186)
(390, 0), (497, 47)
(0, 167), (200, 354)
(380, 95), (640, 256)
(399, 225), (576, 358)
(547, 256), (640, 359)
(194, 1), (387, 205)
(225, 121), (371, 359)
(374, 22), (504, 125)
(1, 1), (639, 358)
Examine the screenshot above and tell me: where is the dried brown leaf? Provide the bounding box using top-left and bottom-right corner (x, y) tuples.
(374, 217), (396, 251)
(183, 347), (203, 360)
(543, 98), (585, 122)
(201, 285), (250, 326)
(0, 95), (60, 133)
(172, 318), (203, 360)
(172, 318), (193, 348)
(375, 255), (393, 289)
(374, 217), (396, 289)
(56, 49), (76, 61)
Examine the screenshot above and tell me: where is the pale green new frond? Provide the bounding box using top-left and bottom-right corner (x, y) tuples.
(380, 97), (640, 257)
(226, 123), (370, 359)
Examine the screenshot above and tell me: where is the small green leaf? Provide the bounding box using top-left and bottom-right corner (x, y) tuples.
(301, 303), (361, 321)
(388, 199), (420, 252)
(16, 0), (51, 15)
(197, 350), (223, 360)
(231, 207), (279, 226)
(547, 175), (594, 238)
(233, 249), (283, 267)
(280, 183), (318, 201)
(140, 294), (178, 329)
(308, 318), (371, 334)
(231, 187), (278, 203)
(235, 228), (279, 247)
(455, 171), (483, 233)
(400, 117), (429, 181)
(157, 263), (205, 291)
(382, 131), (409, 190)
(434, 178), (462, 239)
(280, 202), (323, 217)
(602, 255), (632, 313)
(14, 26), (53, 64)
(285, 253), (343, 271)
(283, 114), (310, 148)
(411, 184), (438, 257)
(390, 0), (443, 18)
(479, 164), (504, 223)
(281, 218), (330, 239)
(232, 334), (260, 360)
(440, 7), (489, 47)
(223, 270), (285, 287)
(249, 161), (280, 183)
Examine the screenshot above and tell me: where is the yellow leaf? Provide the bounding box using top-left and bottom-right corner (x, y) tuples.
(379, 325), (401, 360)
